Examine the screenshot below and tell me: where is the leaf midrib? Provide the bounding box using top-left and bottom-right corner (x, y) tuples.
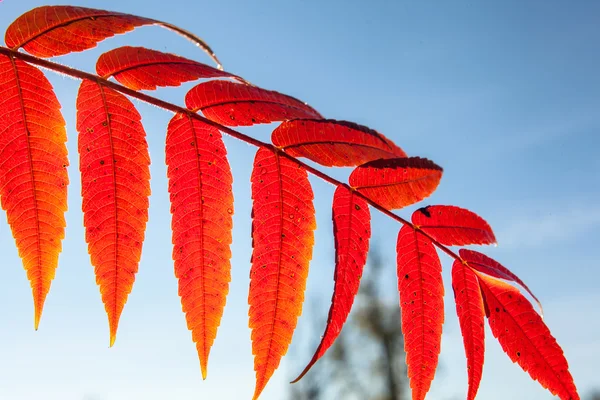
(481, 279), (572, 398)
(98, 82), (120, 340)
(282, 140), (398, 159)
(354, 171), (439, 190)
(262, 150), (284, 386)
(188, 114), (208, 363)
(413, 228), (427, 400)
(459, 264), (481, 400)
(13, 12), (136, 51)
(103, 59), (208, 79)
(195, 99), (310, 114)
(10, 54), (43, 322)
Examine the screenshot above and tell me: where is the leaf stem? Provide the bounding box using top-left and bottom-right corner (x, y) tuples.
(0, 46), (464, 266)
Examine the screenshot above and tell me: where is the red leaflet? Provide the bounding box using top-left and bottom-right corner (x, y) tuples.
(477, 272), (579, 400)
(185, 80), (322, 126)
(5, 6), (151, 58)
(0, 55), (68, 329)
(249, 148), (316, 400)
(166, 113), (234, 379)
(451, 261), (485, 400)
(412, 205), (496, 246)
(271, 119), (406, 166)
(76, 80), (151, 346)
(97, 46), (239, 91)
(292, 186), (371, 383)
(5, 6), (220, 65)
(460, 249), (543, 313)
(396, 225), (444, 400)
(349, 157), (442, 210)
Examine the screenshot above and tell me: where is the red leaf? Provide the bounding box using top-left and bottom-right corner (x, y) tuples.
(249, 147), (316, 399)
(185, 80), (322, 126)
(76, 80), (151, 346)
(451, 261), (485, 400)
(349, 157), (442, 210)
(0, 54), (69, 329)
(477, 272), (579, 400)
(396, 225), (444, 400)
(166, 113), (234, 379)
(412, 205), (496, 246)
(5, 6), (221, 66)
(97, 46), (239, 91)
(292, 185), (371, 383)
(271, 119), (406, 166)
(460, 249), (543, 313)
(5, 6), (152, 58)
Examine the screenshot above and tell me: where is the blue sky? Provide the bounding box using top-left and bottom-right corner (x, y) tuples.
(0, 1), (599, 399)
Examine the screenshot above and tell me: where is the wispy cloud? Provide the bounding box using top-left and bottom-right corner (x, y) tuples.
(496, 203), (600, 248)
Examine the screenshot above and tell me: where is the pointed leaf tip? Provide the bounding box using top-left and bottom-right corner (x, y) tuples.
(477, 272), (579, 400)
(34, 312), (40, 331)
(6, 6), (222, 67)
(76, 80), (150, 347)
(167, 114), (233, 384)
(396, 225), (444, 400)
(249, 148), (316, 398)
(96, 46), (240, 91)
(292, 186), (370, 383)
(451, 261), (485, 400)
(460, 249), (544, 315)
(109, 312), (119, 348)
(0, 55), (68, 332)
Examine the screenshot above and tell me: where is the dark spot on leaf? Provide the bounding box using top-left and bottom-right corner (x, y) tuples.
(419, 206), (431, 218)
